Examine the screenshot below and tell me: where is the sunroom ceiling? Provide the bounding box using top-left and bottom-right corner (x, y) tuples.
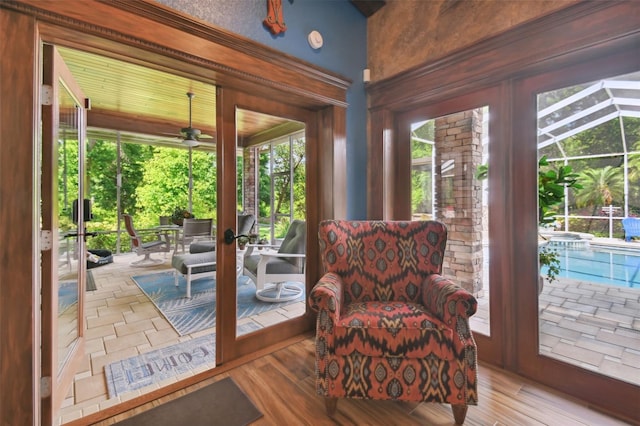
(537, 71), (640, 158)
(57, 46), (292, 151)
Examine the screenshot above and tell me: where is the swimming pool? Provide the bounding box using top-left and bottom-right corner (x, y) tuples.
(541, 243), (640, 288)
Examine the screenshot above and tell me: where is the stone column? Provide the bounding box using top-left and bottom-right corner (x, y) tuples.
(433, 109), (484, 295)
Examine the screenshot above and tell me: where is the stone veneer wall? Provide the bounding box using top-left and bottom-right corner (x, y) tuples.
(434, 109), (484, 295)
(367, 0), (578, 82)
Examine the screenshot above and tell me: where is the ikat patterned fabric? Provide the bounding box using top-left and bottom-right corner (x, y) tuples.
(309, 220), (478, 410)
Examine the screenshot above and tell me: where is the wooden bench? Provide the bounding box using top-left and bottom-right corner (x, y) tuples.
(622, 217), (640, 241)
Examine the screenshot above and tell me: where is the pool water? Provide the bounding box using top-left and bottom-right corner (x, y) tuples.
(541, 243), (640, 288)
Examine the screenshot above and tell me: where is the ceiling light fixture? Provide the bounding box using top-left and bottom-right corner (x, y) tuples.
(182, 133), (200, 147)
(182, 92), (200, 147)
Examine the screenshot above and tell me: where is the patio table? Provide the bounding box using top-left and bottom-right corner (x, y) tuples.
(156, 224), (181, 255)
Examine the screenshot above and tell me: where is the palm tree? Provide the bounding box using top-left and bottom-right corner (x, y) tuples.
(574, 166), (624, 231)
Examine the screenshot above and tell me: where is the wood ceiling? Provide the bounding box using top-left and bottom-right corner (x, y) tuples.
(57, 46), (294, 151)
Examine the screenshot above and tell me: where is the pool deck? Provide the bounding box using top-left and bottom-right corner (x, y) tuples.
(472, 236), (640, 387)
(539, 275), (639, 386)
(540, 237), (640, 385)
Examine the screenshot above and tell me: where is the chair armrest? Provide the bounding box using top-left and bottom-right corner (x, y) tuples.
(421, 274), (477, 326)
(244, 244), (278, 256)
(257, 252), (305, 258)
(136, 227), (170, 241)
(246, 243), (279, 249)
(186, 261), (217, 271)
(309, 272), (343, 319)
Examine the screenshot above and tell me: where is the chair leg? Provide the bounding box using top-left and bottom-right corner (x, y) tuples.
(325, 397), (338, 417)
(451, 404), (468, 425)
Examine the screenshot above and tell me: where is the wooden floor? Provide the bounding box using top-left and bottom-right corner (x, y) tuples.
(84, 334), (634, 426)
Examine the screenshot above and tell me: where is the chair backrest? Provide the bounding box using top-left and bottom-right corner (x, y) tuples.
(622, 217), (640, 231)
(278, 220), (306, 270)
(182, 218), (214, 239)
(238, 214), (256, 236)
(122, 214), (142, 248)
(318, 220), (448, 304)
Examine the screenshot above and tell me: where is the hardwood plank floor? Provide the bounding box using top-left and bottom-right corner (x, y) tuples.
(90, 334), (635, 426)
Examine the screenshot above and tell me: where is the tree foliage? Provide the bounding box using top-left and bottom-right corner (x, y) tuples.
(538, 156), (582, 223)
(411, 121), (434, 215)
(135, 147), (217, 227)
(256, 136), (306, 238)
(575, 166), (624, 209)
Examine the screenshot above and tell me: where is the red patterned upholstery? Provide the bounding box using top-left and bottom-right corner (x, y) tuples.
(309, 220), (478, 424)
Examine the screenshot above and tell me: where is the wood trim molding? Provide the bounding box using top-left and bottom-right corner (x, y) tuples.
(3, 0), (351, 108)
(106, 0), (350, 89)
(367, 1), (640, 111)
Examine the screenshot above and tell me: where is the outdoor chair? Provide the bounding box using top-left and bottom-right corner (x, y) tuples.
(622, 217), (640, 242)
(243, 220), (306, 302)
(309, 220), (478, 425)
(122, 214), (171, 266)
(177, 218), (214, 253)
(238, 213), (256, 237)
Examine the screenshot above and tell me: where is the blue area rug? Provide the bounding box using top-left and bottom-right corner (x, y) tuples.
(105, 333), (215, 398)
(58, 271), (95, 313)
(131, 271), (304, 336)
(58, 280), (78, 314)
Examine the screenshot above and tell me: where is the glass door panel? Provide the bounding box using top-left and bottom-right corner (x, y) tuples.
(235, 108), (306, 337)
(41, 44), (87, 424)
(57, 87), (82, 370)
(410, 107), (492, 336)
(536, 70), (640, 386)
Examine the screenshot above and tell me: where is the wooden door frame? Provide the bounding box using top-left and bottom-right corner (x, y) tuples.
(0, 8), (40, 426)
(0, 1), (348, 424)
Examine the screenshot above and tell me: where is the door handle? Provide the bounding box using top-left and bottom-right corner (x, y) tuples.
(224, 228), (249, 245)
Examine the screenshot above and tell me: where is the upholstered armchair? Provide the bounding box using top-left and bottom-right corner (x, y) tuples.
(309, 220), (478, 425)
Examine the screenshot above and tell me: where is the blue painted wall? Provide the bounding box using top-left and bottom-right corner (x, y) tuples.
(158, 0), (368, 219)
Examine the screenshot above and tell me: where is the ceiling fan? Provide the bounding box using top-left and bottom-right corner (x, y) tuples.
(179, 92), (213, 147)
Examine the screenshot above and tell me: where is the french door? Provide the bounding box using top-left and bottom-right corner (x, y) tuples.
(40, 44), (88, 425)
(392, 86), (507, 364)
(215, 87), (315, 363)
(512, 50), (640, 421)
